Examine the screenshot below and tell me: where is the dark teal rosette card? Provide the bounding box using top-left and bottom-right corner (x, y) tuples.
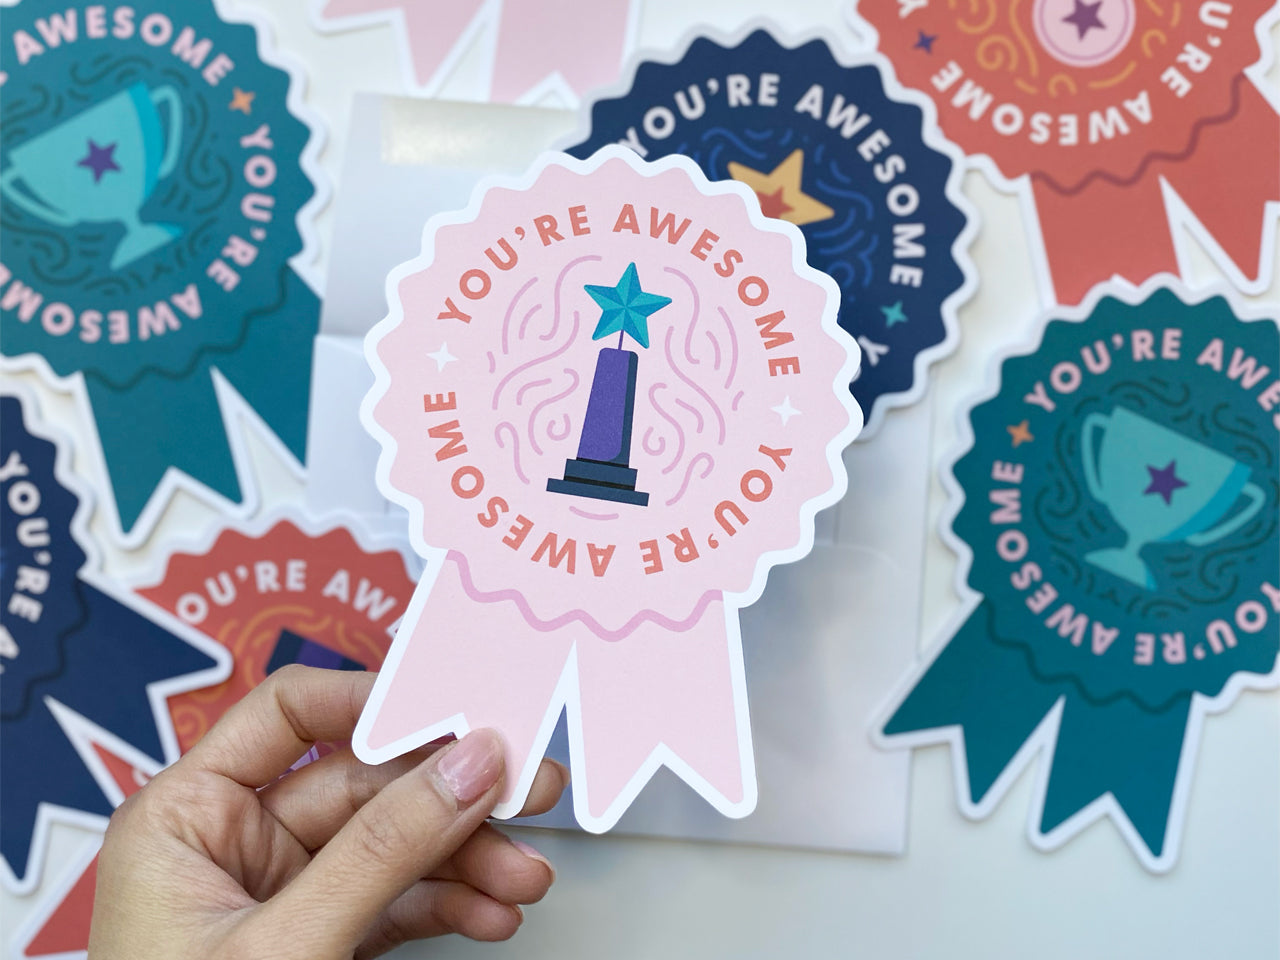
(1, 0), (322, 544)
(879, 283), (1280, 871)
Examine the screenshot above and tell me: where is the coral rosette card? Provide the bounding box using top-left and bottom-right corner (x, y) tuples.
(850, 1), (1280, 303)
(356, 147), (862, 830)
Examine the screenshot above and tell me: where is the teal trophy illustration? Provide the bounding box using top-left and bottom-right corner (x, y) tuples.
(1081, 405), (1265, 589)
(547, 262), (671, 507)
(0, 82), (183, 269)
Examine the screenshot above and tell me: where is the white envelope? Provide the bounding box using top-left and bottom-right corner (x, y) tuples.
(307, 94), (927, 853)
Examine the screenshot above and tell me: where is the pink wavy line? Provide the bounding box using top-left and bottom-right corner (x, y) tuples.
(518, 303), (544, 341)
(487, 351), (497, 374)
(502, 276), (539, 355)
(495, 422), (529, 484)
(718, 307), (739, 389)
(664, 325), (725, 444)
(516, 377), (551, 406)
(675, 397), (704, 435)
(547, 416), (571, 442)
(705, 330), (721, 371)
(647, 382), (685, 475)
(569, 505), (619, 521)
(492, 310), (580, 410)
(526, 368), (580, 455)
(665, 452), (713, 507)
(732, 390), (744, 411)
(641, 426), (666, 456)
(446, 551), (721, 641)
(491, 255), (598, 409)
(664, 266), (701, 366)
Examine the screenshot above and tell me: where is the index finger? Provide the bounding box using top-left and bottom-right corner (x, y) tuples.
(184, 665), (376, 787)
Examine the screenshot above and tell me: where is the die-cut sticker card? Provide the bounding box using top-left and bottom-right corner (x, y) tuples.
(307, 95), (917, 853)
(0, 381), (231, 893)
(876, 280), (1280, 872)
(847, 2), (1280, 305)
(10, 510), (420, 959)
(310, 0), (639, 107)
(1, 0), (328, 547)
(567, 26), (978, 437)
(356, 145), (862, 831)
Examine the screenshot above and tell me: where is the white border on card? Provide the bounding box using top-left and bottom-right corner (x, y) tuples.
(0, 381), (233, 895)
(871, 276), (1280, 873)
(354, 144), (863, 831)
(556, 19), (981, 440)
(308, 0), (641, 108)
(0, 0), (330, 549)
(844, 3), (1280, 306)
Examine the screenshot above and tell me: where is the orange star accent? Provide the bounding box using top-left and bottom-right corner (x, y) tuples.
(229, 88), (255, 114)
(756, 186), (794, 219)
(727, 149), (835, 227)
(1008, 420), (1034, 447)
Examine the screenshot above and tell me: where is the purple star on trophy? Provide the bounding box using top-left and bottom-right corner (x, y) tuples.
(546, 262), (672, 507)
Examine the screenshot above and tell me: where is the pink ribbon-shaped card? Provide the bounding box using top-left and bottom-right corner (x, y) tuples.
(354, 147), (862, 829)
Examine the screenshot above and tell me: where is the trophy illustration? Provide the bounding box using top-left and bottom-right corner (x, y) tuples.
(1, 81), (184, 269)
(1080, 405), (1265, 589)
(266, 628), (367, 676)
(547, 262), (671, 507)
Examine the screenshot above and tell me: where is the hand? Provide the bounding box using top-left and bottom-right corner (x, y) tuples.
(89, 665), (568, 959)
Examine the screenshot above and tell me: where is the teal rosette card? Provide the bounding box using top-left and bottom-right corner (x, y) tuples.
(879, 283), (1280, 871)
(1, 0), (323, 544)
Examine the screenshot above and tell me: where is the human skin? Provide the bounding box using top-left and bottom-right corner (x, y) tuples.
(89, 665), (568, 958)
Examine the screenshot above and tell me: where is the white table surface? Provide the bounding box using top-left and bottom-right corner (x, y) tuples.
(3, 0), (1278, 957)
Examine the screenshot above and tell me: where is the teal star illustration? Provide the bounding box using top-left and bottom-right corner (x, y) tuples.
(881, 301), (908, 327)
(584, 262), (671, 349)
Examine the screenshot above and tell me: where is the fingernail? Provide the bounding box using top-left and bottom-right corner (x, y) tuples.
(511, 839), (555, 879)
(435, 729), (503, 805)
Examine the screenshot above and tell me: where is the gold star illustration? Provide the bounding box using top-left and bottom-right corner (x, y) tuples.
(229, 88), (255, 114)
(1007, 420), (1034, 447)
(727, 149), (835, 227)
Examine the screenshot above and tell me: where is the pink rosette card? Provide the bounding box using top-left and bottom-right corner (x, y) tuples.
(355, 146), (862, 829)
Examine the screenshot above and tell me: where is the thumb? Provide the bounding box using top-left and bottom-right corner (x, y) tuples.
(256, 728), (506, 953)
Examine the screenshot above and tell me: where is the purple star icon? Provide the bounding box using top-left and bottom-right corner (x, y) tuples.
(1062, 0), (1106, 40)
(77, 139), (120, 183)
(1143, 460), (1188, 505)
(914, 30), (937, 53)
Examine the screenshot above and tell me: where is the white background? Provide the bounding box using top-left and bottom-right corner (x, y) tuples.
(4, 0), (1279, 956)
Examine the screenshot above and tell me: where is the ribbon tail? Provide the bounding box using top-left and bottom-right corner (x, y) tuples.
(1039, 692), (1192, 863)
(1159, 78), (1280, 283)
(84, 371), (241, 536)
(572, 596), (753, 830)
(490, 0), (631, 102)
(883, 602), (1062, 805)
(360, 557), (575, 815)
(207, 267), (319, 466)
(1031, 174), (1177, 306)
(320, 0), (487, 89)
(24, 853), (98, 957)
